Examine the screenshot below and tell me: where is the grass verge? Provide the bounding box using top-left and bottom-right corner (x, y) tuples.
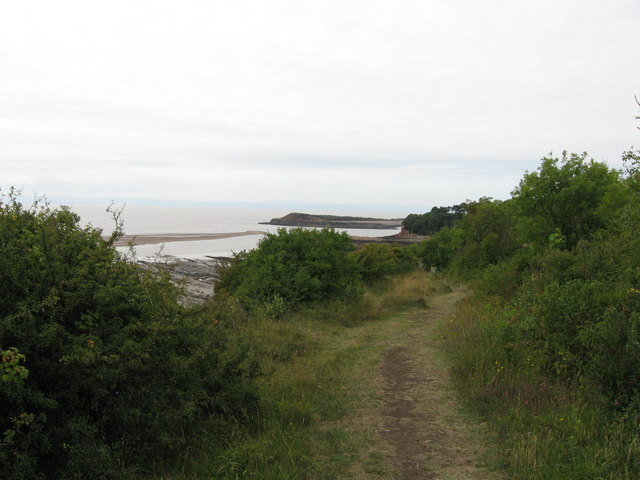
(153, 270), (444, 479)
(442, 291), (640, 479)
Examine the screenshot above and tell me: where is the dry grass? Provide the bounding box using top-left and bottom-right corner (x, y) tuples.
(361, 270), (448, 318)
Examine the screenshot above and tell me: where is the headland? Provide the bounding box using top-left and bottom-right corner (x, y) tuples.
(260, 212), (403, 229)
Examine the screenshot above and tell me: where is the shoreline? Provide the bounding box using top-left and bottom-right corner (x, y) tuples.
(111, 229), (426, 248)
(126, 231), (427, 304)
(111, 230), (266, 247)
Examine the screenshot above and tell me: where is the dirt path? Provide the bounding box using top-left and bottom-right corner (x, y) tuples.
(341, 289), (501, 480)
(381, 346), (427, 479)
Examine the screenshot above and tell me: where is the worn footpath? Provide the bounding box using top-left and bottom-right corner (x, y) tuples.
(331, 289), (502, 480)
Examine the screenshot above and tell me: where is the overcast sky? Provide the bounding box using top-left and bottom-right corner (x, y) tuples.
(1, 0), (639, 211)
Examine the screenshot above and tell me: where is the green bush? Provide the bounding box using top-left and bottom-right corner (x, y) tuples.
(216, 228), (361, 309)
(351, 243), (417, 283)
(0, 193), (258, 479)
(474, 253), (527, 299)
(413, 226), (465, 270)
(453, 198), (519, 269)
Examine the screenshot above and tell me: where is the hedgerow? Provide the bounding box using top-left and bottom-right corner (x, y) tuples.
(430, 150), (640, 477)
(351, 242), (417, 283)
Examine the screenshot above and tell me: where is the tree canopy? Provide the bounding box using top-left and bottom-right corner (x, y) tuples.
(401, 205), (465, 235)
(511, 151), (619, 249)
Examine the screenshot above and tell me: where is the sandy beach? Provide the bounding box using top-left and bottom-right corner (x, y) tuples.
(112, 230), (266, 247)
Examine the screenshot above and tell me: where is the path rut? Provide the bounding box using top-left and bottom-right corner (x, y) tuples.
(374, 290), (500, 480)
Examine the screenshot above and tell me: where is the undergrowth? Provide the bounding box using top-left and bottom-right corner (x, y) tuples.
(443, 292), (640, 479)
(159, 269), (440, 479)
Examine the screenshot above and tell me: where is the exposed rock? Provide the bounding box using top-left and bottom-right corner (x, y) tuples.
(138, 255), (229, 305)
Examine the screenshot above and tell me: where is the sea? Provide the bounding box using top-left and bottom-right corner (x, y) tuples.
(71, 206), (406, 259)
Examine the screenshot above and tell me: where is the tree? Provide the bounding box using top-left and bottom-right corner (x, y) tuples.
(453, 198), (519, 268)
(352, 243), (417, 283)
(401, 205), (465, 235)
(511, 152), (619, 250)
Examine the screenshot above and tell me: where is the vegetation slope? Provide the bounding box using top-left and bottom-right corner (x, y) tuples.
(413, 149), (640, 478)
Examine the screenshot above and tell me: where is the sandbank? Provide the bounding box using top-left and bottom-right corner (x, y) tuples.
(111, 230), (266, 247)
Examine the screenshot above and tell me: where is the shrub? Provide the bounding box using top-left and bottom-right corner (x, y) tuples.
(216, 228), (361, 309)
(352, 243), (417, 283)
(0, 193), (258, 479)
(413, 226), (465, 270)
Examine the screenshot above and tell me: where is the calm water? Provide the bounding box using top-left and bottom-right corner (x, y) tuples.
(72, 206), (405, 258)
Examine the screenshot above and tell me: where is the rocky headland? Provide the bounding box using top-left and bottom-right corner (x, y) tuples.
(261, 212), (403, 229)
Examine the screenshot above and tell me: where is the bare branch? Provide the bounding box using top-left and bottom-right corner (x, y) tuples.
(106, 202), (126, 246)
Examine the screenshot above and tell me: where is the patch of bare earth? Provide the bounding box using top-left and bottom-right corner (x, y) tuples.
(368, 291), (502, 479)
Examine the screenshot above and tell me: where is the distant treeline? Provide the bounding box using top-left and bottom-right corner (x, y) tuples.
(402, 204), (465, 235)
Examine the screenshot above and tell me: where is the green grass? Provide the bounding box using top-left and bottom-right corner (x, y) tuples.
(149, 269), (640, 479)
(152, 270), (443, 479)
